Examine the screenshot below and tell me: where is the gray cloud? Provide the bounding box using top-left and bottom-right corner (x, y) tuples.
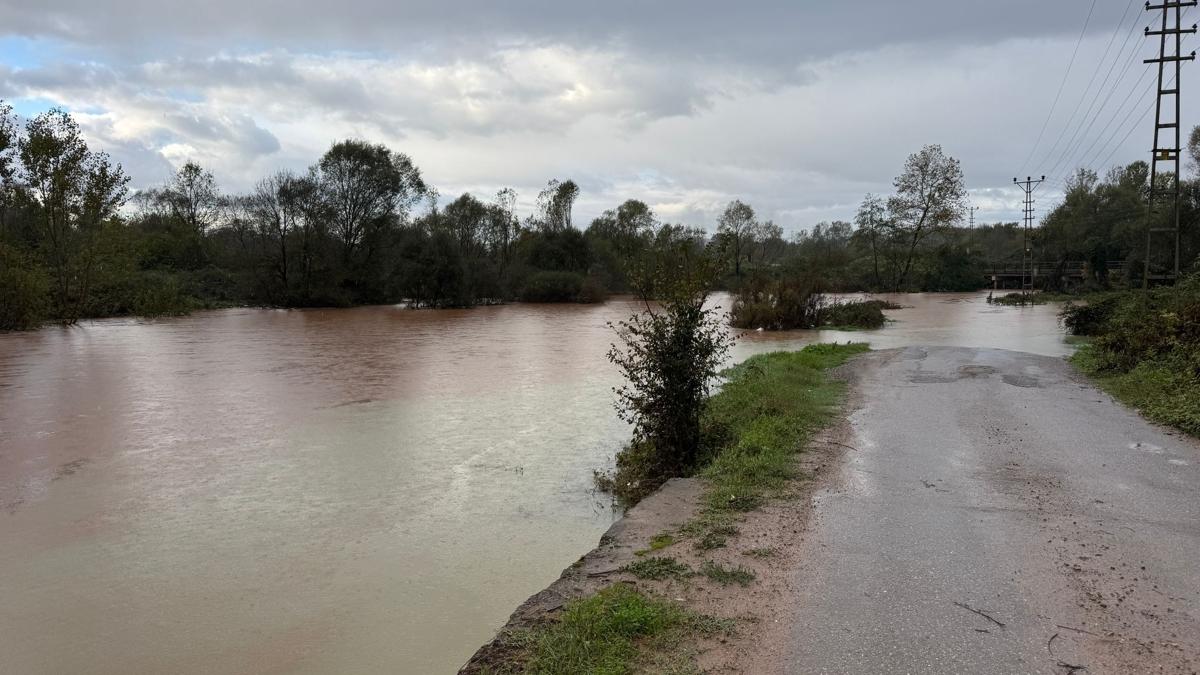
(1, 1), (1101, 65)
(0, 1), (1184, 232)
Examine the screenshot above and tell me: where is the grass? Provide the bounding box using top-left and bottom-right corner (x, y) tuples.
(743, 547), (778, 559)
(667, 342), (868, 564)
(504, 584), (730, 675)
(480, 344), (867, 673)
(699, 343), (868, 516)
(633, 532), (677, 557)
(623, 556), (693, 581)
(700, 561), (756, 587)
(1071, 344), (1200, 437)
(1061, 276), (1199, 438)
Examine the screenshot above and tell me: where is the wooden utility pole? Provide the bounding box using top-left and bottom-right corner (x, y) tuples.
(1143, 0), (1196, 287)
(1014, 176), (1045, 301)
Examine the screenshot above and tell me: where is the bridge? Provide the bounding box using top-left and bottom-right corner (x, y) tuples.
(983, 260), (1128, 287)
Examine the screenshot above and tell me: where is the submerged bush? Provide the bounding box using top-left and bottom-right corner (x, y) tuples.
(822, 300), (887, 329)
(730, 274), (890, 330)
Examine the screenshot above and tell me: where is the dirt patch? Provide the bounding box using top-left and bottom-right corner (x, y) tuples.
(458, 351), (876, 674)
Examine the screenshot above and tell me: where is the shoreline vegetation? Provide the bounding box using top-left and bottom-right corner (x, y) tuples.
(1062, 273), (1200, 437)
(13, 101), (1188, 333)
(469, 344), (868, 674)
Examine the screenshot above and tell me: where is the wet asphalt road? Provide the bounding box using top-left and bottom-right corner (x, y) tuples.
(786, 347), (1200, 675)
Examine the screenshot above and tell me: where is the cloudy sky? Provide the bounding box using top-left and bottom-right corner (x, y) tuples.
(1, 0), (1193, 233)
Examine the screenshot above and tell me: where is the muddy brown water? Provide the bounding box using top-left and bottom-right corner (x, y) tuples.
(0, 291), (1074, 674)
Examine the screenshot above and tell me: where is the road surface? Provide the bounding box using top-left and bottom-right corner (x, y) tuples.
(786, 347), (1199, 674)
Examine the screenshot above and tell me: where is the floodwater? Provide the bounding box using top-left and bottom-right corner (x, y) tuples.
(0, 291), (1073, 674)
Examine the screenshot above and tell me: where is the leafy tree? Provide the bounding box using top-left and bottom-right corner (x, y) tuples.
(18, 109), (129, 321)
(0, 101), (20, 235)
(885, 144), (966, 290)
(317, 139), (427, 261)
(606, 225), (732, 494)
(854, 194), (887, 289)
(716, 199), (756, 279)
(534, 179), (580, 231)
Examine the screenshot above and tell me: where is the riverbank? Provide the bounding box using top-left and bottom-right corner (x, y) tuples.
(460, 343), (867, 674)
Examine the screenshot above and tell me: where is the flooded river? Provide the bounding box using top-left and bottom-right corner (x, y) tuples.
(0, 291), (1074, 674)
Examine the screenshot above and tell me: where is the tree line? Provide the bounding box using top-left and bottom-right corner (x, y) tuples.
(5, 101), (1197, 331)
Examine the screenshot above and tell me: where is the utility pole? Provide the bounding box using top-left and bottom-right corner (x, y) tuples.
(969, 205), (977, 228)
(1143, 0), (1196, 288)
(1014, 176), (1045, 302)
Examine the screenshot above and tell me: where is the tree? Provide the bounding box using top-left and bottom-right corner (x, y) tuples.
(535, 179), (580, 231)
(748, 219), (785, 268)
(316, 139), (427, 261)
(18, 109), (129, 321)
(854, 194), (887, 289)
(716, 199), (756, 279)
(606, 225), (733, 500)
(0, 101), (20, 234)
(885, 145), (966, 290)
(442, 192), (489, 258)
(167, 161), (223, 236)
(486, 187), (518, 269)
(1187, 125), (1200, 177)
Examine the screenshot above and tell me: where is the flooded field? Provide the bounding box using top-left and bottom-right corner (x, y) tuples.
(0, 291), (1073, 673)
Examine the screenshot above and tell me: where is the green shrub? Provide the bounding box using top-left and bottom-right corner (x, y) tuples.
(821, 300), (887, 329)
(0, 244), (49, 330)
(1066, 274), (1200, 437)
(131, 272), (192, 317)
(1060, 294), (1121, 335)
(519, 270), (585, 302)
(731, 274), (889, 330)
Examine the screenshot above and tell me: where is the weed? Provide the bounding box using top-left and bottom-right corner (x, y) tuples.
(700, 561), (756, 587)
(623, 556), (693, 581)
(513, 584), (732, 675)
(743, 547), (778, 559)
(649, 533), (676, 550)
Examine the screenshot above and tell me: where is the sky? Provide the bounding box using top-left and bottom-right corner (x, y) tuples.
(0, 0), (1194, 234)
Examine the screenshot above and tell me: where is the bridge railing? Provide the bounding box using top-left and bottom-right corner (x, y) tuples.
(983, 261), (1127, 276)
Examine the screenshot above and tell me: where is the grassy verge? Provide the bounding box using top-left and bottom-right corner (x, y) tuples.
(1061, 275), (1199, 438)
(1071, 344), (1200, 437)
(484, 343), (866, 674)
(483, 584), (732, 675)
(686, 343), (868, 541)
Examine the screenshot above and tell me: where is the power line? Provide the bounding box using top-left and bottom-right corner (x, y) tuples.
(1065, 66), (1158, 176)
(1032, 0), (1142, 173)
(1045, 5), (1193, 182)
(1019, 0), (1099, 175)
(1043, 41), (1154, 180)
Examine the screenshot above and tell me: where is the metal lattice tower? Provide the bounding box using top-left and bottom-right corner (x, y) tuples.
(1144, 0), (1197, 287)
(1014, 176), (1045, 300)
